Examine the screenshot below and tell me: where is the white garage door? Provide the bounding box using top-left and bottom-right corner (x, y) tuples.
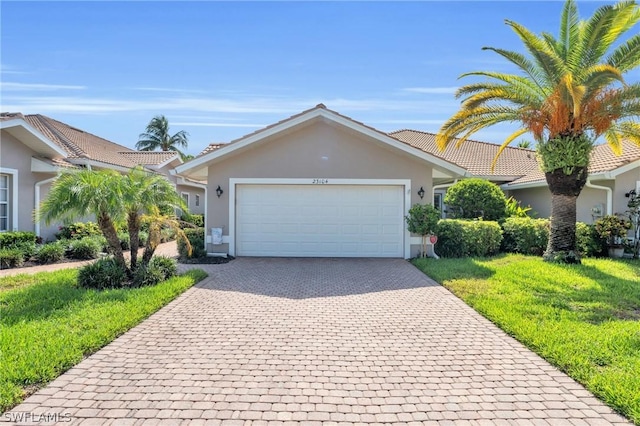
(236, 184), (405, 257)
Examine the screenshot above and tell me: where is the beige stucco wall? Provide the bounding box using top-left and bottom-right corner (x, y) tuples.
(0, 131), (58, 238)
(612, 167), (640, 215)
(206, 120), (433, 257)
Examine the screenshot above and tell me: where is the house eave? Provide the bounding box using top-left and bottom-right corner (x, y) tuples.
(1, 118), (68, 158)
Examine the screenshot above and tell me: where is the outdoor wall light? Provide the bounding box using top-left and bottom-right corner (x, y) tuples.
(417, 186), (425, 199)
(216, 185), (224, 198)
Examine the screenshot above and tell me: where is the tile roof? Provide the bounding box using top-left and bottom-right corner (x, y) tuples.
(0, 112), (26, 122)
(389, 129), (539, 179)
(507, 140), (640, 186)
(9, 113), (176, 170)
(198, 143), (225, 156)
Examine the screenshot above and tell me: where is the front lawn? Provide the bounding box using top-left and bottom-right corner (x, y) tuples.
(413, 254), (640, 423)
(0, 268), (207, 413)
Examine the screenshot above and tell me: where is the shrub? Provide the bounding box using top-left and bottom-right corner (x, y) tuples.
(444, 179), (507, 221)
(160, 228), (176, 243)
(595, 215), (631, 247)
(68, 237), (102, 260)
(78, 257), (128, 289)
(56, 222), (101, 240)
(178, 228), (206, 259)
(132, 262), (165, 287)
(405, 203), (441, 257)
(138, 231), (149, 247)
(149, 256), (178, 279)
(576, 222), (607, 258)
(35, 242), (65, 264)
(118, 232), (130, 250)
(435, 219), (503, 258)
(501, 217), (550, 255)
(505, 196), (533, 218)
(0, 231), (37, 248)
(181, 213), (204, 228)
(0, 248), (24, 269)
(12, 241), (37, 261)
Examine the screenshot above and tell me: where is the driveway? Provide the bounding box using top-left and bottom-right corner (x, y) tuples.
(3, 258), (629, 425)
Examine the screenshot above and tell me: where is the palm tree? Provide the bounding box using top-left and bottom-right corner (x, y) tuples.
(436, 0), (640, 263)
(136, 115), (189, 158)
(121, 166), (186, 270)
(516, 140), (532, 149)
(37, 169), (127, 269)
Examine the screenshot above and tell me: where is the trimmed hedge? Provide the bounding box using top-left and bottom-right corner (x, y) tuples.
(68, 237), (102, 260)
(0, 231), (37, 248)
(501, 217), (549, 255)
(444, 179), (507, 221)
(0, 248), (24, 269)
(435, 219), (503, 258)
(576, 222), (607, 258)
(178, 228), (206, 259)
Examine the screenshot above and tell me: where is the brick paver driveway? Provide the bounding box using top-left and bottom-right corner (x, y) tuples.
(4, 258), (629, 425)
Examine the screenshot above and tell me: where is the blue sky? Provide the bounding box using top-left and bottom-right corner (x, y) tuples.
(0, 1), (616, 156)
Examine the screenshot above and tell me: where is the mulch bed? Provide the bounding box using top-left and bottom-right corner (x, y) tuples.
(178, 255), (235, 265)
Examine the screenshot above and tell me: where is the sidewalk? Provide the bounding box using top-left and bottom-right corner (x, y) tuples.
(0, 241), (178, 278)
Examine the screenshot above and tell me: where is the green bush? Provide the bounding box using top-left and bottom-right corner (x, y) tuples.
(12, 241), (37, 261)
(138, 231), (149, 247)
(0, 248), (24, 269)
(435, 219), (503, 258)
(160, 228), (176, 243)
(181, 213), (204, 228)
(56, 222), (102, 240)
(77, 257), (128, 289)
(68, 237), (102, 260)
(149, 256), (178, 279)
(132, 262), (165, 287)
(501, 217), (550, 255)
(444, 179), (508, 221)
(118, 232), (130, 250)
(178, 228), (206, 259)
(35, 242), (65, 264)
(0, 231), (37, 248)
(576, 222), (607, 257)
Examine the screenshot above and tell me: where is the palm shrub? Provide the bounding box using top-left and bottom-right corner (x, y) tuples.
(68, 237), (102, 260)
(444, 179), (507, 221)
(405, 203), (440, 257)
(505, 197), (533, 218)
(178, 228), (206, 259)
(78, 258), (128, 289)
(436, 0), (640, 263)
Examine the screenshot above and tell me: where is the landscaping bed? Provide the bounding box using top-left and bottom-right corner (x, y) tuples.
(413, 254), (640, 423)
(0, 268), (207, 413)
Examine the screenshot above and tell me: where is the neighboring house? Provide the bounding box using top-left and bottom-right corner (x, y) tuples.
(503, 142), (640, 223)
(175, 104), (471, 259)
(0, 113), (205, 240)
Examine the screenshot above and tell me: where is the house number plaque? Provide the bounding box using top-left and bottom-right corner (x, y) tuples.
(312, 179), (329, 184)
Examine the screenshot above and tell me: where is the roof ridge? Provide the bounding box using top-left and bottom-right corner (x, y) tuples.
(29, 114), (85, 158)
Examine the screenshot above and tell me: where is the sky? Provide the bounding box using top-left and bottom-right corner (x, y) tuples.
(0, 1), (623, 157)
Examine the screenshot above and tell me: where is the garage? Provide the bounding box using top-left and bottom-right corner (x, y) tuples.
(234, 183), (405, 257)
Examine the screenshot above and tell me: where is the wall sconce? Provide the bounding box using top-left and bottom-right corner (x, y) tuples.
(417, 186), (425, 199)
(216, 185), (224, 198)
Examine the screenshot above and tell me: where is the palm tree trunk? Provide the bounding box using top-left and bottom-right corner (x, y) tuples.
(543, 166), (588, 263)
(97, 212), (127, 270)
(127, 212), (140, 270)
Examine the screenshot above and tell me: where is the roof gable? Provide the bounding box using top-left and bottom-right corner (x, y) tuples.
(176, 105), (469, 179)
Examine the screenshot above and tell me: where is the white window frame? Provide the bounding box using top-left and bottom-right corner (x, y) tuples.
(0, 168), (18, 232)
(228, 178), (412, 259)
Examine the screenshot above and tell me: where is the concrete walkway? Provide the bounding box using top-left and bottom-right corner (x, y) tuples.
(2, 258), (630, 425)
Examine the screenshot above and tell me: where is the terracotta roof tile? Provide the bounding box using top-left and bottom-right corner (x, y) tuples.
(0, 112), (25, 122)
(389, 129), (539, 179)
(198, 143), (225, 156)
(118, 151), (179, 165)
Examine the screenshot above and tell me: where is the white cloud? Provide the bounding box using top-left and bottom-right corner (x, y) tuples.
(402, 87), (459, 94)
(0, 82), (86, 91)
(133, 87), (207, 94)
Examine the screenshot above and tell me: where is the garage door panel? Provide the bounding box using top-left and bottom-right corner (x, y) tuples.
(236, 184), (404, 257)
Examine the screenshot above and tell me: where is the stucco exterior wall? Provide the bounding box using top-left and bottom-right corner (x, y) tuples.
(0, 131), (57, 237)
(206, 121), (433, 257)
(612, 167), (640, 215)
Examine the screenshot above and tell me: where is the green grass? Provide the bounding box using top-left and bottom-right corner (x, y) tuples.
(0, 268), (208, 413)
(413, 254), (640, 424)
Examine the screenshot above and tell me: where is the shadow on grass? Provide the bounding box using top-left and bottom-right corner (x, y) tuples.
(412, 255), (496, 281)
(0, 275), (130, 326)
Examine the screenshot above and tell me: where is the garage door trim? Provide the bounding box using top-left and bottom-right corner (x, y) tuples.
(229, 178), (412, 258)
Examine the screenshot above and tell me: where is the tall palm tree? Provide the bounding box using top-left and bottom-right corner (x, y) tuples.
(437, 0), (640, 263)
(121, 166), (186, 269)
(37, 169), (127, 269)
(136, 115), (189, 158)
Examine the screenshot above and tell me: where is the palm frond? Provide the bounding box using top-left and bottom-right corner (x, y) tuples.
(491, 128), (530, 172)
(480, 47), (549, 92)
(606, 33), (640, 72)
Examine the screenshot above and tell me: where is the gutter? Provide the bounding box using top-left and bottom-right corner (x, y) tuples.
(585, 178), (613, 217)
(34, 177), (57, 237)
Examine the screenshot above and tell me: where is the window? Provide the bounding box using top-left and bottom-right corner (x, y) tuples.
(182, 192), (189, 208)
(195, 194), (200, 207)
(0, 174), (8, 231)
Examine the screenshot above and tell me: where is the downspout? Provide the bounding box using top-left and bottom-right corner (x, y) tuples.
(34, 177), (56, 237)
(585, 178), (613, 217)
